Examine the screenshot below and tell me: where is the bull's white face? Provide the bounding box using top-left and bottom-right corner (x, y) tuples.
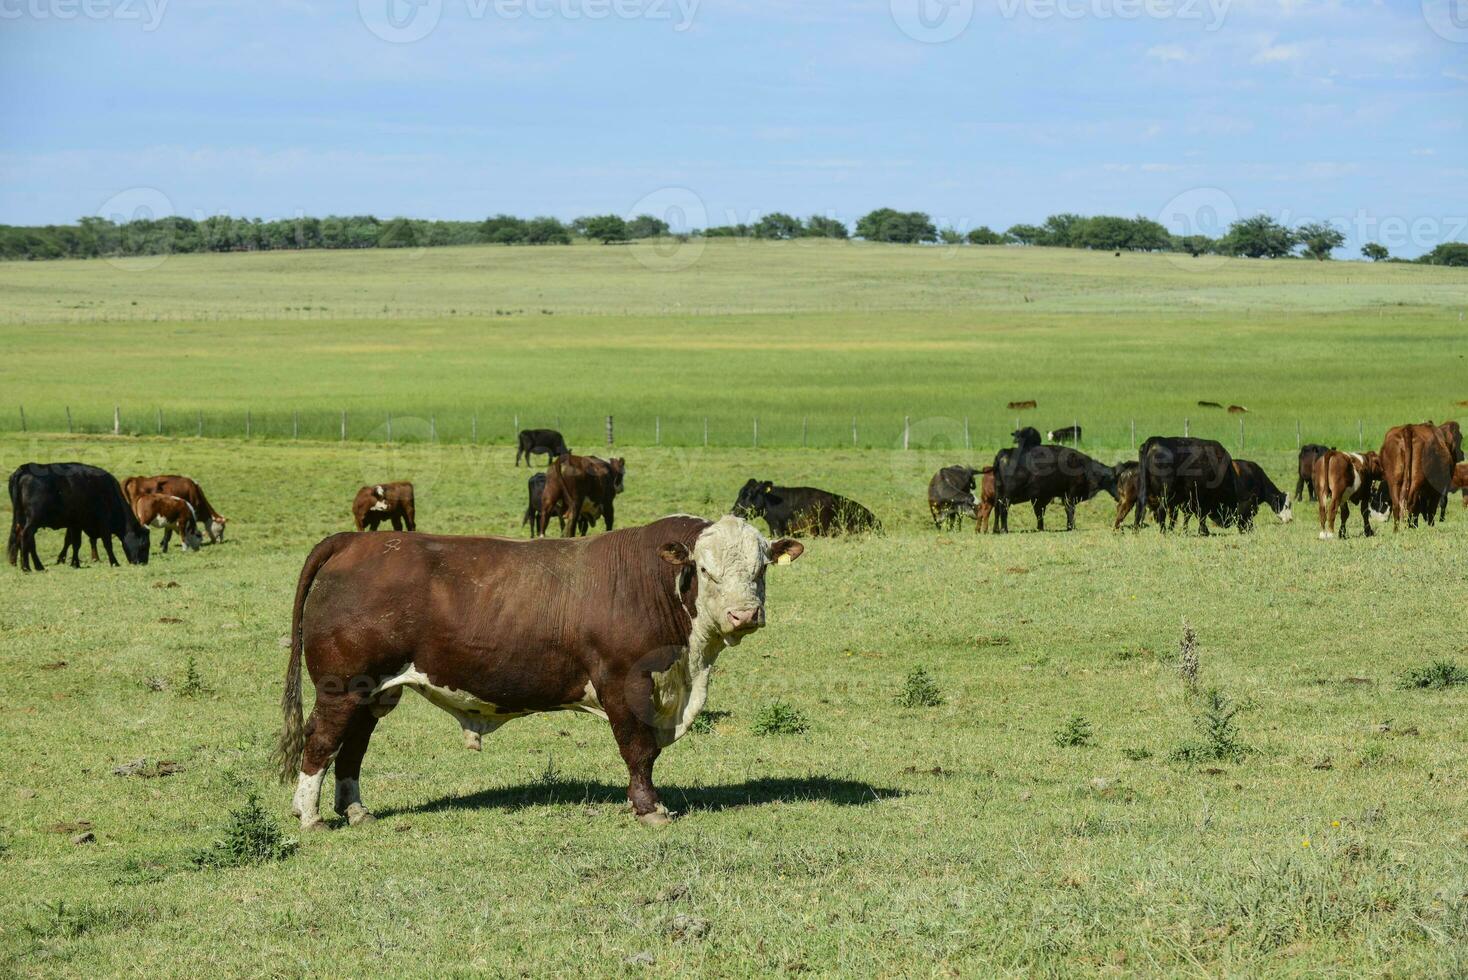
(663, 515), (803, 646)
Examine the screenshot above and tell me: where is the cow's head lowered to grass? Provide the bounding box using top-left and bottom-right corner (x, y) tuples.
(660, 515), (803, 644)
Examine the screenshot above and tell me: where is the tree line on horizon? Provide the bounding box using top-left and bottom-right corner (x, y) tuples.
(1, 208), (1463, 266)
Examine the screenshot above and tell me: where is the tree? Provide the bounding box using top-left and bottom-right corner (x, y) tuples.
(1419, 242), (1468, 267)
(1172, 234), (1215, 257)
(803, 215), (848, 239)
(1296, 221), (1345, 261)
(1218, 215), (1297, 259)
(626, 214), (670, 239)
(378, 217), (420, 248)
(480, 214), (528, 244)
(855, 209), (937, 244)
(966, 226), (1006, 245)
(1005, 223), (1047, 246)
(1360, 242), (1389, 262)
(524, 216), (570, 245)
(582, 215), (629, 244)
(1041, 213), (1088, 248)
(938, 228), (963, 245)
(752, 212), (802, 240)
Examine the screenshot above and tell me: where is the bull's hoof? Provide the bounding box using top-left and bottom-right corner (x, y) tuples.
(346, 806), (375, 827)
(302, 818), (331, 832)
(637, 810), (673, 827)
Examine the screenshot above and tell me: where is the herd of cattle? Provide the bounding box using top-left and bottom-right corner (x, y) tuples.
(6, 423), (1466, 829)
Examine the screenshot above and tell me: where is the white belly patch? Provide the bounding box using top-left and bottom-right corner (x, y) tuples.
(372, 664), (526, 740)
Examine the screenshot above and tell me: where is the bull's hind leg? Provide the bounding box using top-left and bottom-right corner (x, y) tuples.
(21, 522), (43, 572)
(332, 710), (380, 827)
(293, 693), (366, 830)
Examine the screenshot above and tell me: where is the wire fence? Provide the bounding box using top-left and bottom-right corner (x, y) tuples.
(1, 404), (1429, 458)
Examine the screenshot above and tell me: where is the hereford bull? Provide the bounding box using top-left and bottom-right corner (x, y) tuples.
(732, 480), (880, 537)
(515, 428), (569, 467)
(991, 428), (1118, 532)
(1135, 437), (1249, 535)
(539, 455), (625, 537)
(1295, 444), (1333, 502)
(8, 462), (149, 571)
(353, 482), (416, 532)
(275, 515), (804, 829)
(123, 475), (227, 543)
(1379, 423), (1454, 529)
(132, 493), (204, 552)
(1312, 450), (1384, 539)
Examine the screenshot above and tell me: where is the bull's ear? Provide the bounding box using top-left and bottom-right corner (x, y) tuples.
(659, 543), (692, 566)
(768, 539), (804, 566)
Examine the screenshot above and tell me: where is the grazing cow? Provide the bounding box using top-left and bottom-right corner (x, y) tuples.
(1312, 450), (1384, 539)
(1135, 437), (1249, 535)
(353, 482), (416, 532)
(1112, 461), (1170, 529)
(1046, 425), (1082, 445)
(123, 475), (227, 543)
(539, 455), (625, 537)
(974, 467), (996, 533)
(275, 515), (804, 829)
(132, 493), (205, 553)
(1452, 462), (1468, 505)
(991, 428), (1118, 532)
(523, 472), (601, 538)
(1436, 421), (1463, 520)
(927, 466), (976, 531)
(515, 429), (569, 467)
(1295, 444), (1333, 502)
(732, 480), (880, 537)
(1379, 423), (1454, 529)
(1007, 400), (1037, 411)
(1231, 460), (1293, 525)
(8, 462), (149, 572)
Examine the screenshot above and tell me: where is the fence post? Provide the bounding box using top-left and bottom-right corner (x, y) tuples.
(1130, 419), (1135, 451)
(342, 411), (347, 442)
(1295, 420), (1301, 450)
(514, 413), (519, 433)
(703, 416), (708, 448)
(964, 417), (970, 450)
(471, 413), (476, 444)
(66, 406), (73, 434)
(157, 407), (163, 435)
(430, 415), (436, 442)
(1358, 419), (1363, 450)
(753, 417), (759, 448)
(197, 410), (203, 437)
(293, 411), (299, 440)
(246, 410), (252, 439)
(1074, 418), (1079, 447)
(386, 413), (392, 443)
(606, 415), (614, 447)
(903, 416), (910, 450)
(655, 416), (660, 446)
(18, 405), (25, 433)
(114, 405), (120, 436)
(852, 416), (857, 447)
(802, 417), (807, 448)
(1184, 417), (1190, 438)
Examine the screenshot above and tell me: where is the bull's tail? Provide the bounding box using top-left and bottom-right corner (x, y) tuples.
(274, 534), (348, 783)
(1397, 432), (1416, 525)
(7, 469), (22, 566)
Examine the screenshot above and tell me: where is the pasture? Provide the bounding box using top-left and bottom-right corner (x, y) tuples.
(2, 243), (1467, 976)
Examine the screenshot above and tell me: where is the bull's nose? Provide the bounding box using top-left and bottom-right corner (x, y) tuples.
(727, 608), (761, 631)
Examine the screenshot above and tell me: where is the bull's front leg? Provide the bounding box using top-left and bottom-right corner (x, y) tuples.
(601, 680), (668, 826)
(1031, 500), (1046, 532)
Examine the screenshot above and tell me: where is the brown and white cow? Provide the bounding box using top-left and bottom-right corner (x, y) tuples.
(352, 482), (416, 532)
(275, 515), (803, 829)
(1312, 450), (1384, 539)
(123, 475), (228, 543)
(132, 493), (204, 552)
(1379, 423), (1454, 530)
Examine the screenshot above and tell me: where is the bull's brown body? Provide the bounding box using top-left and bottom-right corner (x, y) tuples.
(123, 474), (227, 542)
(132, 493), (203, 552)
(1379, 423), (1454, 529)
(352, 482), (416, 531)
(1312, 450), (1383, 539)
(538, 454), (623, 537)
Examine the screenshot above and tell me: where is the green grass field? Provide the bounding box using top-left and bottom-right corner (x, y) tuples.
(2, 244), (1467, 976)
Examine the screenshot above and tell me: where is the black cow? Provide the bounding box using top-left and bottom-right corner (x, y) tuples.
(1232, 460), (1293, 526)
(8, 462), (149, 572)
(732, 480), (880, 537)
(1295, 444), (1333, 501)
(990, 429), (1118, 532)
(1047, 425), (1082, 445)
(927, 466), (977, 530)
(1135, 437), (1250, 535)
(515, 429), (569, 467)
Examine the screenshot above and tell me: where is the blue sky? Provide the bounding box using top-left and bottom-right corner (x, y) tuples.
(2, 0), (1464, 255)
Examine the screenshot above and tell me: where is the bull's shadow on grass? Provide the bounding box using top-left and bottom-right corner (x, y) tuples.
(380, 776), (902, 818)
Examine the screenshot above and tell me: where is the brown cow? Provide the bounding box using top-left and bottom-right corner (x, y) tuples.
(353, 482), (416, 532)
(1436, 421), (1463, 520)
(1379, 423), (1454, 529)
(1453, 462), (1468, 505)
(132, 493), (204, 552)
(123, 475), (228, 543)
(975, 467), (996, 533)
(1312, 451), (1384, 539)
(538, 455), (624, 537)
(275, 515), (803, 829)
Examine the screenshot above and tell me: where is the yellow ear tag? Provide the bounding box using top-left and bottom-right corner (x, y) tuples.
(776, 554), (793, 566)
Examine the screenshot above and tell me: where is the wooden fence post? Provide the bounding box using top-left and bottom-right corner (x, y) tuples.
(114, 405), (120, 436)
(606, 415), (613, 447)
(293, 411), (299, 440)
(66, 406), (73, 434)
(341, 411), (347, 441)
(18, 405), (25, 433)
(471, 413), (477, 444)
(1295, 420), (1301, 449)
(386, 413), (392, 443)
(964, 417), (970, 450)
(1358, 419), (1363, 450)
(1184, 417), (1190, 438)
(703, 416), (708, 447)
(196, 410), (203, 437)
(430, 415), (436, 442)
(246, 410), (252, 439)
(852, 417), (857, 447)
(514, 413), (519, 433)
(1238, 416), (1244, 451)
(903, 416), (910, 450)
(156, 407), (162, 435)
(1130, 419), (1135, 451)
(753, 417), (758, 448)
(655, 416), (660, 446)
